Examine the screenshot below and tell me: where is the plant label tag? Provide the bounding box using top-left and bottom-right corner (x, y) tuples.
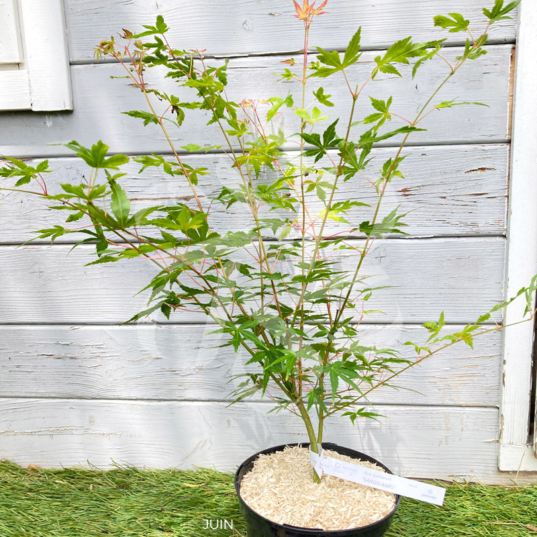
(309, 447), (446, 506)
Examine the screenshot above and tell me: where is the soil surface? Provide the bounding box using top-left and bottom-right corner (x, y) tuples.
(240, 445), (396, 531)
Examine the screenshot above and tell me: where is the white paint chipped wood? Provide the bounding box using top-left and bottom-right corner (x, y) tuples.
(499, 445), (537, 472)
(0, 238), (505, 325)
(0, 144), (509, 243)
(0, 46), (512, 157)
(0, 399), (503, 481)
(0, 325), (502, 406)
(499, 0), (537, 470)
(0, 69), (31, 110)
(64, 0), (517, 61)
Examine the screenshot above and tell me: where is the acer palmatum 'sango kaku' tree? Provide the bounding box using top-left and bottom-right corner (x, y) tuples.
(1, 0), (532, 483)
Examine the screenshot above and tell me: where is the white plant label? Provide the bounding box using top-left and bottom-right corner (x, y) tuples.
(309, 447), (446, 506)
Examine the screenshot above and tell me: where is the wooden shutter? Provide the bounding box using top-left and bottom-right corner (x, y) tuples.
(0, 0), (72, 111)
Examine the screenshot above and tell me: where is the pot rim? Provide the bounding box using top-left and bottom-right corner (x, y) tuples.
(234, 442), (401, 535)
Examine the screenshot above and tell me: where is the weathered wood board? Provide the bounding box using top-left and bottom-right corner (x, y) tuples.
(0, 70), (31, 111)
(0, 46), (512, 158)
(64, 0), (517, 61)
(0, 399), (502, 480)
(0, 238), (505, 324)
(0, 325), (501, 406)
(0, 144), (509, 243)
(498, 0), (537, 459)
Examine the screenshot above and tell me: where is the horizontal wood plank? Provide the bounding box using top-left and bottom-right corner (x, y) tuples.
(0, 69), (31, 111)
(0, 325), (501, 406)
(64, 0), (517, 61)
(0, 238), (505, 324)
(0, 46), (512, 158)
(0, 144), (509, 243)
(499, 445), (537, 472)
(0, 399), (502, 480)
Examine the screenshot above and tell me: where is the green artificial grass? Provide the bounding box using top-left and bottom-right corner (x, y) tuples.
(0, 461), (535, 536)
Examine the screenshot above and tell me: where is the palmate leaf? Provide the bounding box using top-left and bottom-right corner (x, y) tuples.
(133, 15), (169, 38)
(412, 42), (444, 78)
(313, 87), (334, 107)
(275, 68), (298, 82)
(322, 118), (340, 147)
(457, 39), (488, 62)
(343, 408), (386, 425)
(309, 48), (343, 78)
(128, 206), (163, 227)
(300, 121), (342, 162)
(65, 140), (129, 170)
(360, 207), (408, 237)
(122, 110), (158, 126)
(184, 164), (209, 186)
(379, 155), (406, 182)
(58, 183), (108, 201)
(483, 0), (520, 23)
(34, 225), (69, 244)
(0, 157), (50, 186)
(147, 206), (210, 241)
(423, 311), (446, 342)
(342, 27), (362, 67)
(362, 96), (392, 127)
(307, 387), (328, 412)
(294, 107), (329, 125)
(372, 38), (439, 79)
(321, 200), (370, 224)
(433, 13), (470, 33)
(309, 27), (362, 78)
(259, 218), (291, 235)
(134, 154), (182, 175)
(224, 118), (250, 137)
(267, 94), (294, 122)
(327, 142), (372, 181)
(326, 361), (365, 404)
(370, 96), (391, 114)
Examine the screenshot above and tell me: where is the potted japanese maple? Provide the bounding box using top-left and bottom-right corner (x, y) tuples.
(1, 0), (530, 534)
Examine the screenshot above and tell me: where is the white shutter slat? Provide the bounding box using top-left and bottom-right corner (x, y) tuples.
(18, 0), (73, 111)
(0, 69), (31, 109)
(0, 0), (22, 64)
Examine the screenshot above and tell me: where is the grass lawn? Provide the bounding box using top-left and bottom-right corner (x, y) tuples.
(0, 461), (535, 536)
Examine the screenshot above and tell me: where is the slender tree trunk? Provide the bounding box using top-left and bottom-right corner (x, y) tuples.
(297, 401), (322, 483)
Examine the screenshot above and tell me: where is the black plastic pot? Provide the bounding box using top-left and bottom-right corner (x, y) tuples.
(235, 442), (400, 537)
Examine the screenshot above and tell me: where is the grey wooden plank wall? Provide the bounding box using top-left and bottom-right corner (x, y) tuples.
(0, 0), (519, 482)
